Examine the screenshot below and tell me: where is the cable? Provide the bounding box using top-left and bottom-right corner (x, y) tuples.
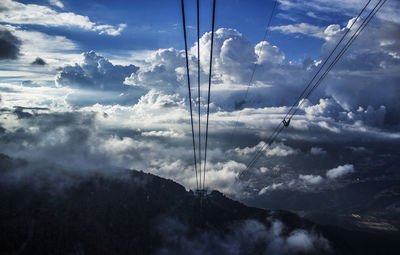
(232, 0), (279, 134)
(203, 0), (216, 191)
(246, 124), (284, 172)
(181, 0), (199, 190)
(196, 0), (202, 191)
(243, 122), (283, 173)
(291, 0), (386, 118)
(243, 0), (386, 172)
(284, 0), (373, 121)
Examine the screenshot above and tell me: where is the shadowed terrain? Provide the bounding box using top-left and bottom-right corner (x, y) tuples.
(1, 153), (400, 254)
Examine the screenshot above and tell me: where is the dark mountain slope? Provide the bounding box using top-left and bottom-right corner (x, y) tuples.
(0, 154), (399, 254)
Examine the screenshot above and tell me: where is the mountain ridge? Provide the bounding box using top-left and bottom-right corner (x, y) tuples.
(0, 153), (399, 254)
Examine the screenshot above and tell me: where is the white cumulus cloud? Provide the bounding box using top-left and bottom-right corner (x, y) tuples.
(326, 164), (355, 179)
(299, 174), (323, 185)
(0, 0), (126, 36)
(49, 0), (64, 9)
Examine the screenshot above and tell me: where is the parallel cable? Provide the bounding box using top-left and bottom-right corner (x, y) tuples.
(197, 0), (202, 190)
(203, 0), (216, 190)
(232, 0), (278, 133)
(243, 0), (386, 172)
(241, 121), (283, 175)
(181, 0), (199, 190)
(290, 0), (386, 119)
(283, 0), (373, 121)
(245, 124), (284, 172)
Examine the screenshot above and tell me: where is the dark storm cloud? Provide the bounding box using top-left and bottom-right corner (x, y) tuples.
(0, 27), (20, 60)
(29, 111), (93, 132)
(31, 57), (46, 65)
(12, 106), (49, 119)
(56, 51), (138, 91)
(13, 107), (32, 119)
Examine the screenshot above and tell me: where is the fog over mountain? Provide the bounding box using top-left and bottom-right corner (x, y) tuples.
(1, 155), (400, 254)
(0, 0), (399, 253)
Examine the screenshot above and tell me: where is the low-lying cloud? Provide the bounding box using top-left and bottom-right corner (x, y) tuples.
(156, 218), (330, 255)
(326, 164), (355, 179)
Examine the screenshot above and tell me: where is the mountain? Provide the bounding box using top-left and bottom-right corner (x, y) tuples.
(0, 153), (400, 254)
(244, 180), (400, 233)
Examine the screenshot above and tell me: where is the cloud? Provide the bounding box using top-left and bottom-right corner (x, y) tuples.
(141, 129), (184, 138)
(259, 183), (284, 195)
(347, 146), (368, 153)
(0, 109), (244, 195)
(326, 164), (354, 179)
(321, 20), (400, 120)
(192, 28), (256, 84)
(0, 27), (20, 60)
(56, 51), (139, 91)
(49, 0), (64, 9)
(234, 142), (298, 158)
(121, 21), (399, 122)
(124, 48), (186, 94)
(1, 16), (399, 201)
(31, 57), (46, 66)
(0, 111), (100, 169)
(267, 142), (299, 157)
(189, 28), (323, 110)
(0, 0), (126, 36)
(1, 24), (80, 70)
(270, 23), (341, 40)
(299, 174), (323, 185)
(12, 106), (49, 119)
(310, 147), (326, 155)
(255, 41), (285, 64)
(156, 218), (330, 255)
(277, 0), (400, 24)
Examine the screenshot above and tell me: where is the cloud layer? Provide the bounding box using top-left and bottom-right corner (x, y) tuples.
(0, 0), (399, 202)
(0, 0), (126, 36)
(157, 218), (329, 255)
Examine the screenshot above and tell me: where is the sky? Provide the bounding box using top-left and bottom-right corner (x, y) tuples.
(0, 0), (399, 199)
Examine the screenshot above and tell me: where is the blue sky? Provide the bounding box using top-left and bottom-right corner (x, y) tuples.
(7, 0), (342, 60)
(0, 0), (399, 196)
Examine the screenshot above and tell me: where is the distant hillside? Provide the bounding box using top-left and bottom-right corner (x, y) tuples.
(0, 153), (399, 254)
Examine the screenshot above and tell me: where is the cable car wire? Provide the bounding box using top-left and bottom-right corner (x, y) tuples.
(196, 0), (202, 190)
(203, 0), (216, 190)
(232, 0), (279, 134)
(181, 0), (199, 190)
(284, 0), (373, 121)
(243, 0), (387, 173)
